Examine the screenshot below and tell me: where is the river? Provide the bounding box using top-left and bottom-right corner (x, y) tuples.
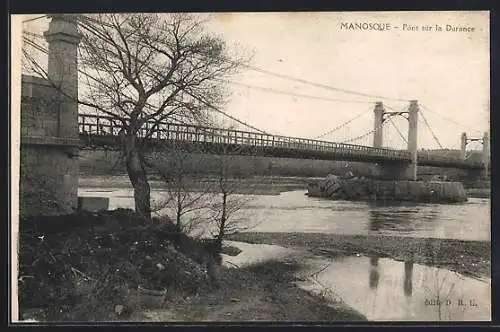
(78, 182), (491, 321)
(79, 186), (490, 242)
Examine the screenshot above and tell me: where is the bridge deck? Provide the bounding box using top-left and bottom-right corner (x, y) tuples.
(77, 114), (483, 170)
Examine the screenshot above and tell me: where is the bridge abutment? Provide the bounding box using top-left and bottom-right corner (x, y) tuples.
(20, 15), (82, 217)
(375, 162), (418, 181)
(480, 132), (490, 180)
(461, 131), (490, 181)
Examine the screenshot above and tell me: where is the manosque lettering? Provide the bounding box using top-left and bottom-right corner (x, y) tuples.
(340, 22), (391, 31)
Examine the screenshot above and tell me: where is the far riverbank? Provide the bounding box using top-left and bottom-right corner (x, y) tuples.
(466, 188), (490, 198)
(227, 232), (491, 279)
(79, 175), (319, 195)
(80, 175), (489, 198)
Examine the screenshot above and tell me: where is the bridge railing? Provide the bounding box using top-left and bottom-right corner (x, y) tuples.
(78, 113), (412, 161)
(417, 151), (483, 168)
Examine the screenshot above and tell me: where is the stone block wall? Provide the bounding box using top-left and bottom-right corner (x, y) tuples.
(19, 75), (80, 217)
(20, 145), (79, 217)
(21, 98), (61, 137)
(20, 76), (60, 137)
(19, 15), (82, 218)
(308, 177), (468, 203)
(77, 197), (110, 212)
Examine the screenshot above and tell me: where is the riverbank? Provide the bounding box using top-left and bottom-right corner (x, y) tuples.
(227, 232), (490, 279)
(18, 210), (365, 322)
(80, 175), (489, 199)
(128, 258), (366, 322)
(466, 188), (490, 198)
(79, 175), (313, 195)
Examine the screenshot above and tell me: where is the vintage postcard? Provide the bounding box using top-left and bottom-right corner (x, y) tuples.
(11, 11), (490, 323)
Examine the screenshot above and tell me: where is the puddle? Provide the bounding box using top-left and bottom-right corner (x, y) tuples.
(221, 241), (490, 321)
(221, 241), (298, 268)
(297, 256), (491, 321)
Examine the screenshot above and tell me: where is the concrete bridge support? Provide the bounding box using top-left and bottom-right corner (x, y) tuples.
(406, 100), (419, 181)
(460, 132), (467, 160)
(461, 131), (490, 181)
(482, 132), (490, 179)
(373, 102), (384, 148)
(373, 100), (419, 181)
(20, 15), (81, 217)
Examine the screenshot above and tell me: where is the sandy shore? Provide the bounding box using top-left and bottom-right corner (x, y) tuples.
(227, 232), (491, 279)
(126, 242), (367, 322)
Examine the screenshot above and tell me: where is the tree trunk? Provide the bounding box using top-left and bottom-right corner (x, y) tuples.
(206, 252), (220, 288)
(125, 135), (151, 221)
(176, 190), (182, 233)
(215, 190), (227, 254)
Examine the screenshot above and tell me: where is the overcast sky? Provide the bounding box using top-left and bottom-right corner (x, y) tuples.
(16, 11), (489, 150)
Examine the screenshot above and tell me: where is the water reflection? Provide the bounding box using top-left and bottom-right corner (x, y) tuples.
(368, 206), (440, 233)
(369, 256), (380, 290)
(369, 255), (414, 297)
(301, 255), (491, 321)
(404, 261), (414, 297)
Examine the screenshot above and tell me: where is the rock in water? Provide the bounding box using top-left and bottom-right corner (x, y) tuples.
(307, 176), (468, 204)
(324, 174), (344, 197)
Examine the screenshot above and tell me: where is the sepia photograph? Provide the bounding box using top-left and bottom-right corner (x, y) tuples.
(11, 10), (490, 323)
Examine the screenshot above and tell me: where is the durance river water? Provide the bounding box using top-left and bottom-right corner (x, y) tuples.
(79, 187), (490, 241)
(78, 186), (491, 321)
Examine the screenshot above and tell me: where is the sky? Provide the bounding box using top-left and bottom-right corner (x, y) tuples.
(15, 11), (490, 150)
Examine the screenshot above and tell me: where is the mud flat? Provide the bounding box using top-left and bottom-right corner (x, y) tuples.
(18, 210), (366, 322)
(308, 175), (468, 203)
(227, 232), (490, 279)
(466, 188), (490, 198)
(123, 242), (367, 322)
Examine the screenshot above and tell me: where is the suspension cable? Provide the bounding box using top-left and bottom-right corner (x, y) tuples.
(312, 108), (371, 140)
(420, 104), (483, 134)
(220, 79), (375, 105)
(23, 30), (372, 134)
(341, 129), (374, 144)
(22, 15), (48, 24)
(387, 116), (408, 144)
(79, 14), (412, 103)
(23, 33), (270, 135)
(419, 108), (444, 149)
(340, 118), (382, 144)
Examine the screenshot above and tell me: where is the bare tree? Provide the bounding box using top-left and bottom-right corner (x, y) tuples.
(152, 142), (214, 235)
(207, 145), (258, 252)
(22, 13), (246, 221)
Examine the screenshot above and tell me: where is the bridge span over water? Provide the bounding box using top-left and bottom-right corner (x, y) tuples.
(77, 114), (484, 171)
(19, 15), (489, 217)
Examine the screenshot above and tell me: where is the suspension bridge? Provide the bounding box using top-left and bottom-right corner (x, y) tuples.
(74, 109), (485, 172)
(18, 14), (491, 216)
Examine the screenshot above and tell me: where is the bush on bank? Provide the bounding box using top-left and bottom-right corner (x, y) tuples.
(18, 209), (221, 321)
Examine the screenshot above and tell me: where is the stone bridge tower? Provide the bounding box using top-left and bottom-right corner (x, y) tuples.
(20, 15), (81, 217)
(460, 131), (490, 181)
(372, 100), (419, 181)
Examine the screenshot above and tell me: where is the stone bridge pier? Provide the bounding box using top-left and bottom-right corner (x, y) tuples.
(20, 15), (81, 217)
(372, 100), (419, 181)
(461, 131), (490, 181)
